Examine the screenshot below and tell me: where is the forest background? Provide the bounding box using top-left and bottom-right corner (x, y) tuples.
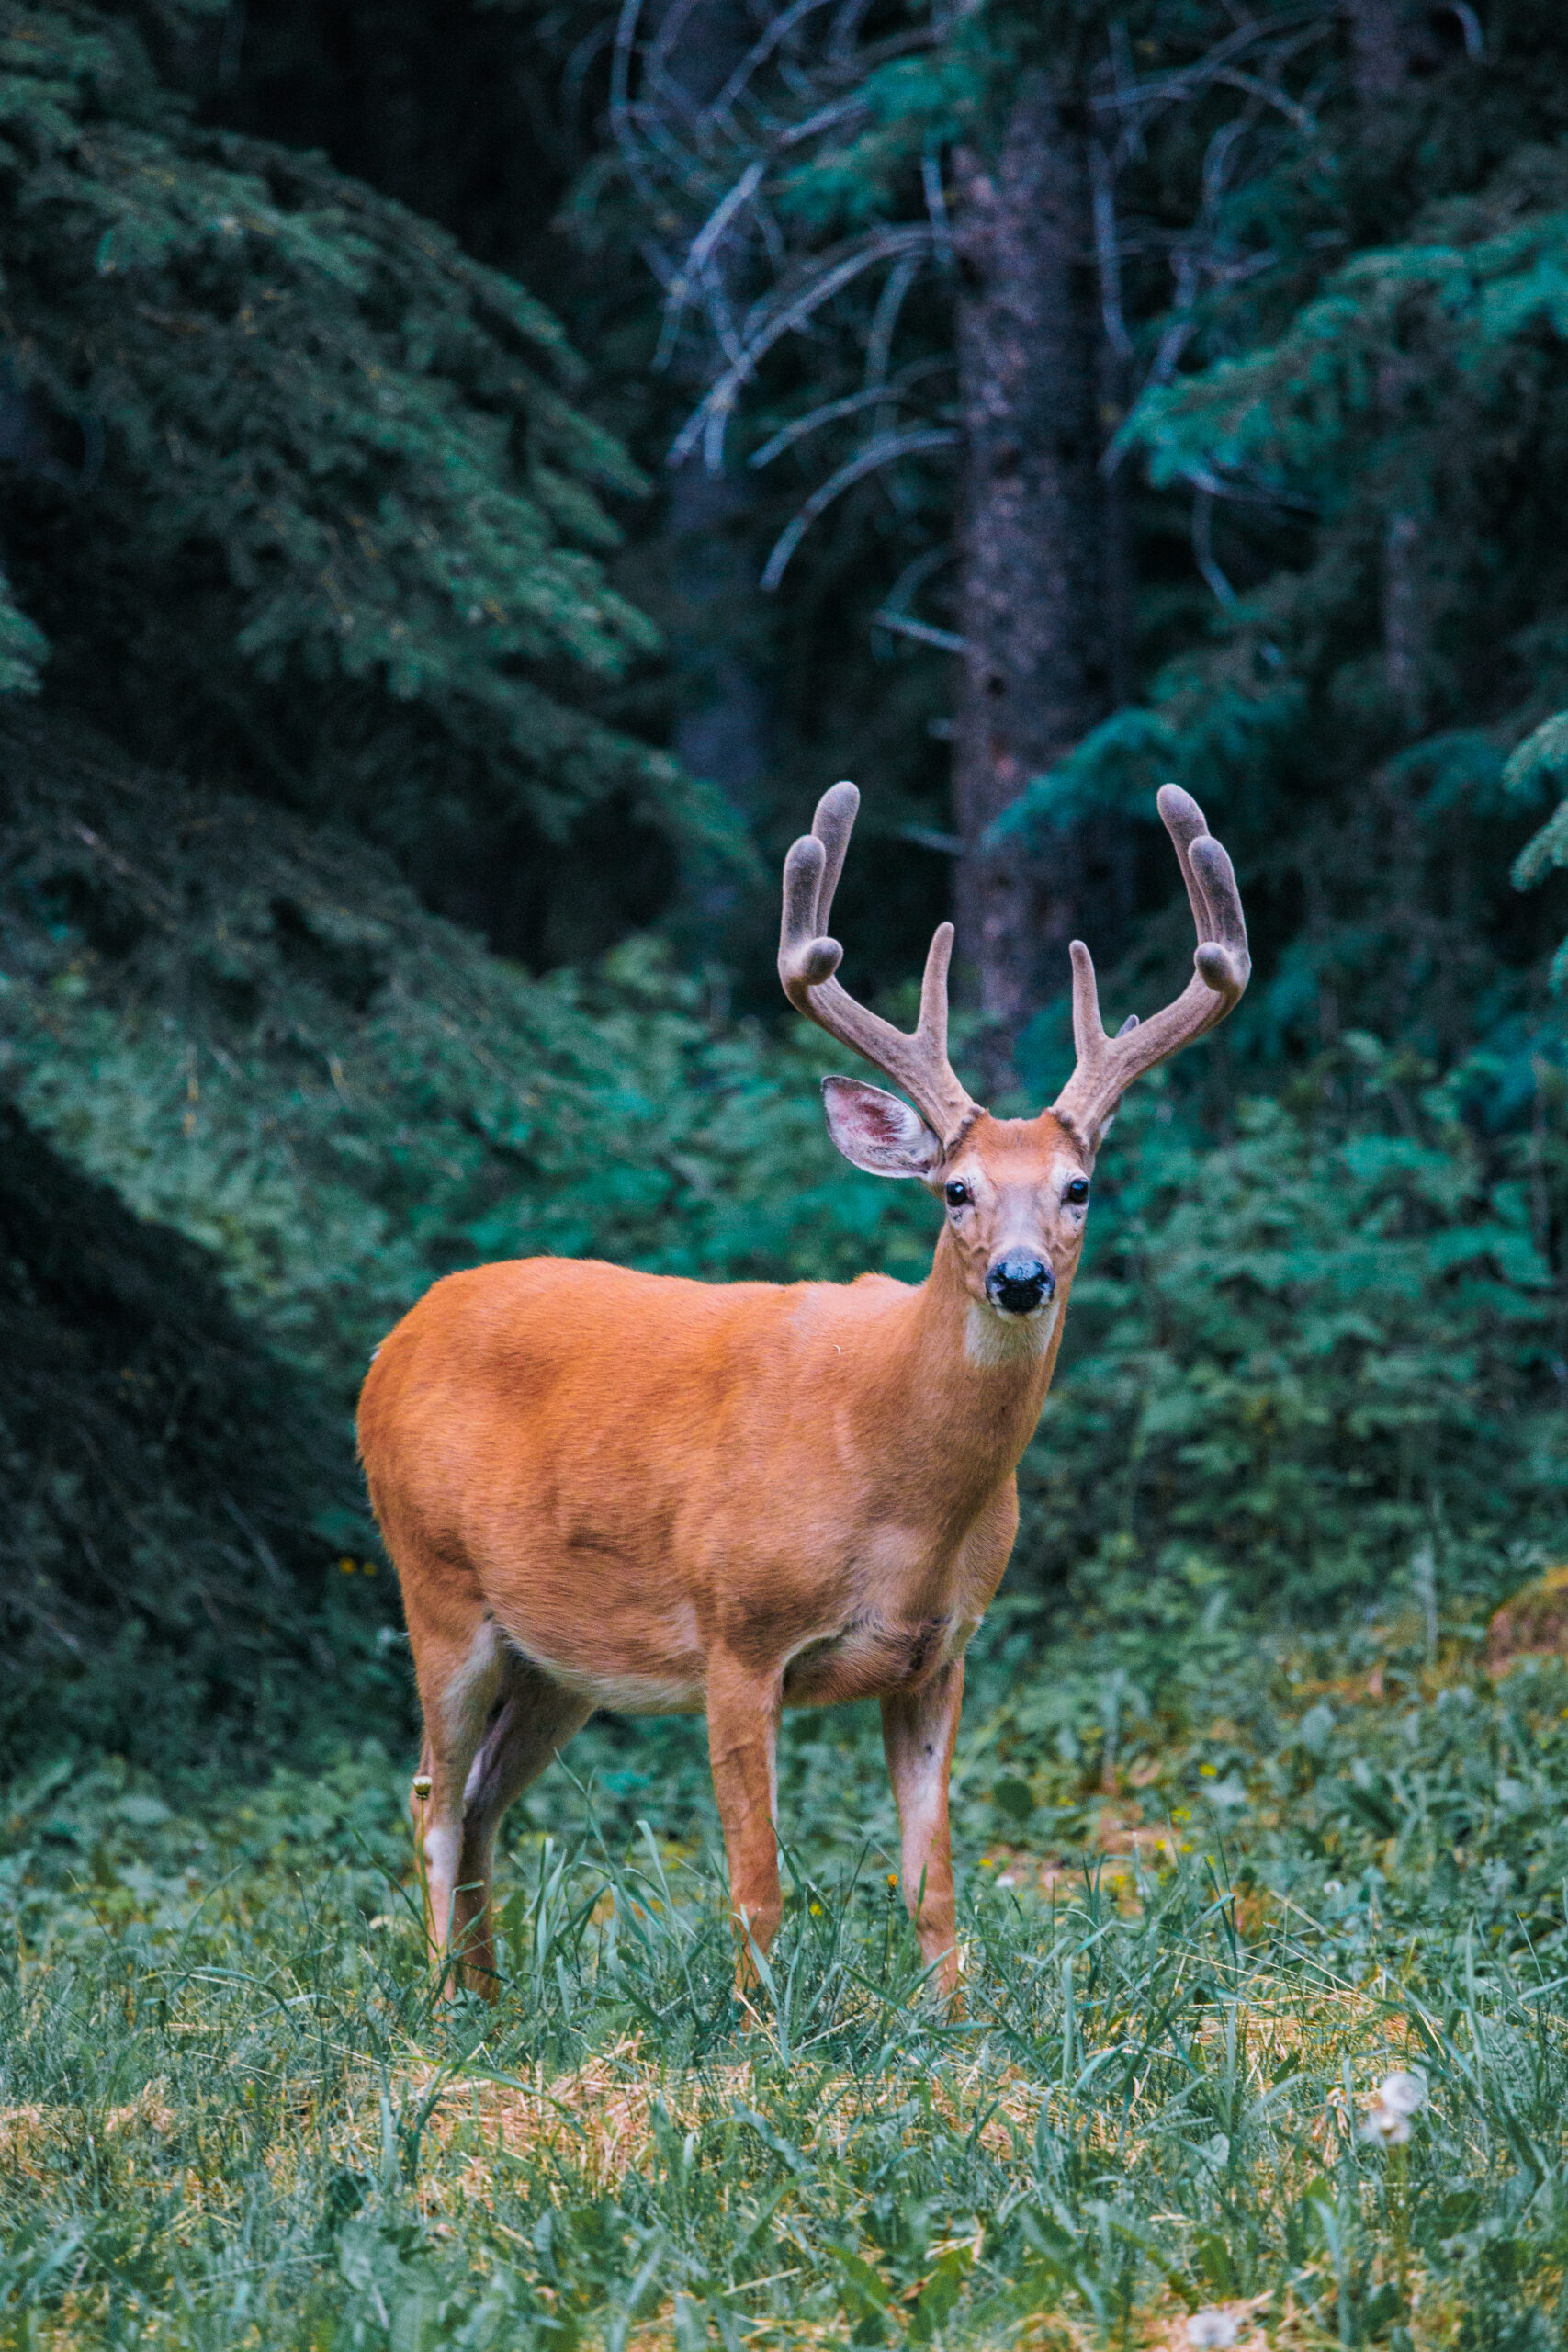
(2, 0), (1568, 1775)
(9, 6), (1568, 2346)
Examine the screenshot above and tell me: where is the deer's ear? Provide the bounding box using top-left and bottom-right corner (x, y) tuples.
(821, 1076), (942, 1179)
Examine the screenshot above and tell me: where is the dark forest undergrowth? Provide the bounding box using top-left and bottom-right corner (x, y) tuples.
(4, 1620), (1568, 2351)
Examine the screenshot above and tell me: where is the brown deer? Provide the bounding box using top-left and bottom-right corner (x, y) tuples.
(358, 783), (1248, 1998)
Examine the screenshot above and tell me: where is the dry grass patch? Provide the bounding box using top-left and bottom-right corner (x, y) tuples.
(402, 2032), (1042, 2194)
(0, 2102), (51, 2173)
(407, 2036), (746, 2193)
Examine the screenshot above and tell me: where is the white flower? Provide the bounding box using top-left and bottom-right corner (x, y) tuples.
(1361, 2067), (1427, 2146)
(1360, 2102), (1412, 2146)
(1376, 2069), (1427, 2117)
(1187, 2311), (1240, 2349)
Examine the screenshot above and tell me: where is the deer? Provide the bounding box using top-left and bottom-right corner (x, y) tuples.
(357, 781), (1248, 2001)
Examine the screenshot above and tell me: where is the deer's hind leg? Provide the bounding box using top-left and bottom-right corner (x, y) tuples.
(408, 1605), (507, 1994)
(408, 1599), (589, 1997)
(452, 1661), (590, 1991)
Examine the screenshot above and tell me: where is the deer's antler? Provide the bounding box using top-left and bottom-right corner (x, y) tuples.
(1053, 784), (1249, 1147)
(779, 782), (979, 1149)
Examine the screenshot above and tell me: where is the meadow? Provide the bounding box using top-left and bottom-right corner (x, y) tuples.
(3, 1611), (1566, 2351)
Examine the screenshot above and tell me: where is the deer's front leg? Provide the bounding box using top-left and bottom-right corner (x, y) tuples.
(882, 1658), (965, 1998)
(705, 1654), (783, 1989)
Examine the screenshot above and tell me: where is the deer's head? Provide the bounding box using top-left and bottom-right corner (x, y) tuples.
(778, 782), (1249, 1327)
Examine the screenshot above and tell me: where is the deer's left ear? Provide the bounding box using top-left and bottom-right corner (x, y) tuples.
(821, 1075), (943, 1179)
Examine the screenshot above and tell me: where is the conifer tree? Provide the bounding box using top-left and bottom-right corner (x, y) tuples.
(0, 0), (723, 915)
(0, 0), (726, 1746)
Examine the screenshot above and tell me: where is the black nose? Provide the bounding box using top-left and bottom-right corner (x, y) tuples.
(986, 1255), (1055, 1315)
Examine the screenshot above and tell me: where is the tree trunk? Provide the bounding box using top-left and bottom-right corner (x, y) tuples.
(952, 72), (1112, 1088)
(1348, 0), (1413, 101)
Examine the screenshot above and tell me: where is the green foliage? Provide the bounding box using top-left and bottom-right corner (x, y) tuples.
(0, 712), (931, 1411)
(1510, 700), (1568, 990)
(0, 566), (45, 694)
(773, 37), (982, 232)
(0, 1088), (400, 1776)
(1128, 149), (1568, 524)
(0, 0), (716, 871)
(1024, 1057), (1567, 1627)
(4, 1634), (1568, 2347)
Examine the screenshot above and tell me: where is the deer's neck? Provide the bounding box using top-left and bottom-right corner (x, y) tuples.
(865, 1227), (1072, 1499)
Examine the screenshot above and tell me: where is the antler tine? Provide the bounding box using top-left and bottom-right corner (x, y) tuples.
(1052, 786), (1250, 1148)
(1156, 783), (1213, 944)
(779, 782), (979, 1148)
(807, 778), (858, 938)
(1159, 783), (1248, 971)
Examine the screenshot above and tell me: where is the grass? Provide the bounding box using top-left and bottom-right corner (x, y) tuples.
(3, 1616), (1568, 2350)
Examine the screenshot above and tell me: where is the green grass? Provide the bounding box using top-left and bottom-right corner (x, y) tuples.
(3, 1622), (1568, 2350)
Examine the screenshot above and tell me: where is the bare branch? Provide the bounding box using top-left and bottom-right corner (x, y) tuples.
(882, 540), (955, 611)
(627, 100), (735, 208)
(874, 543), (961, 650)
(611, 0), (668, 216)
(1445, 3), (1484, 59)
(1145, 249), (1200, 390)
(1191, 489), (1238, 607)
(1091, 144), (1134, 365)
(921, 145), (953, 269)
(669, 225), (934, 471)
(872, 611), (969, 654)
(864, 250), (924, 403)
(700, 0), (841, 138)
(828, 0), (877, 69)
(749, 372), (944, 468)
(1095, 6), (1332, 129)
(657, 160), (766, 367)
(560, 20), (615, 162)
(778, 89), (873, 149)
(1212, 66), (1318, 137)
(636, 234), (682, 297)
(761, 429), (958, 589)
(751, 191), (788, 277)
(1201, 111), (1255, 211)
(644, 0), (723, 128)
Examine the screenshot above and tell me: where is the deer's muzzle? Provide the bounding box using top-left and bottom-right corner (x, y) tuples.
(985, 1256), (1055, 1317)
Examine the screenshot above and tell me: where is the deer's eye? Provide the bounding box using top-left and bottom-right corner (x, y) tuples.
(1065, 1177), (1089, 1205)
(944, 1179), (971, 1208)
